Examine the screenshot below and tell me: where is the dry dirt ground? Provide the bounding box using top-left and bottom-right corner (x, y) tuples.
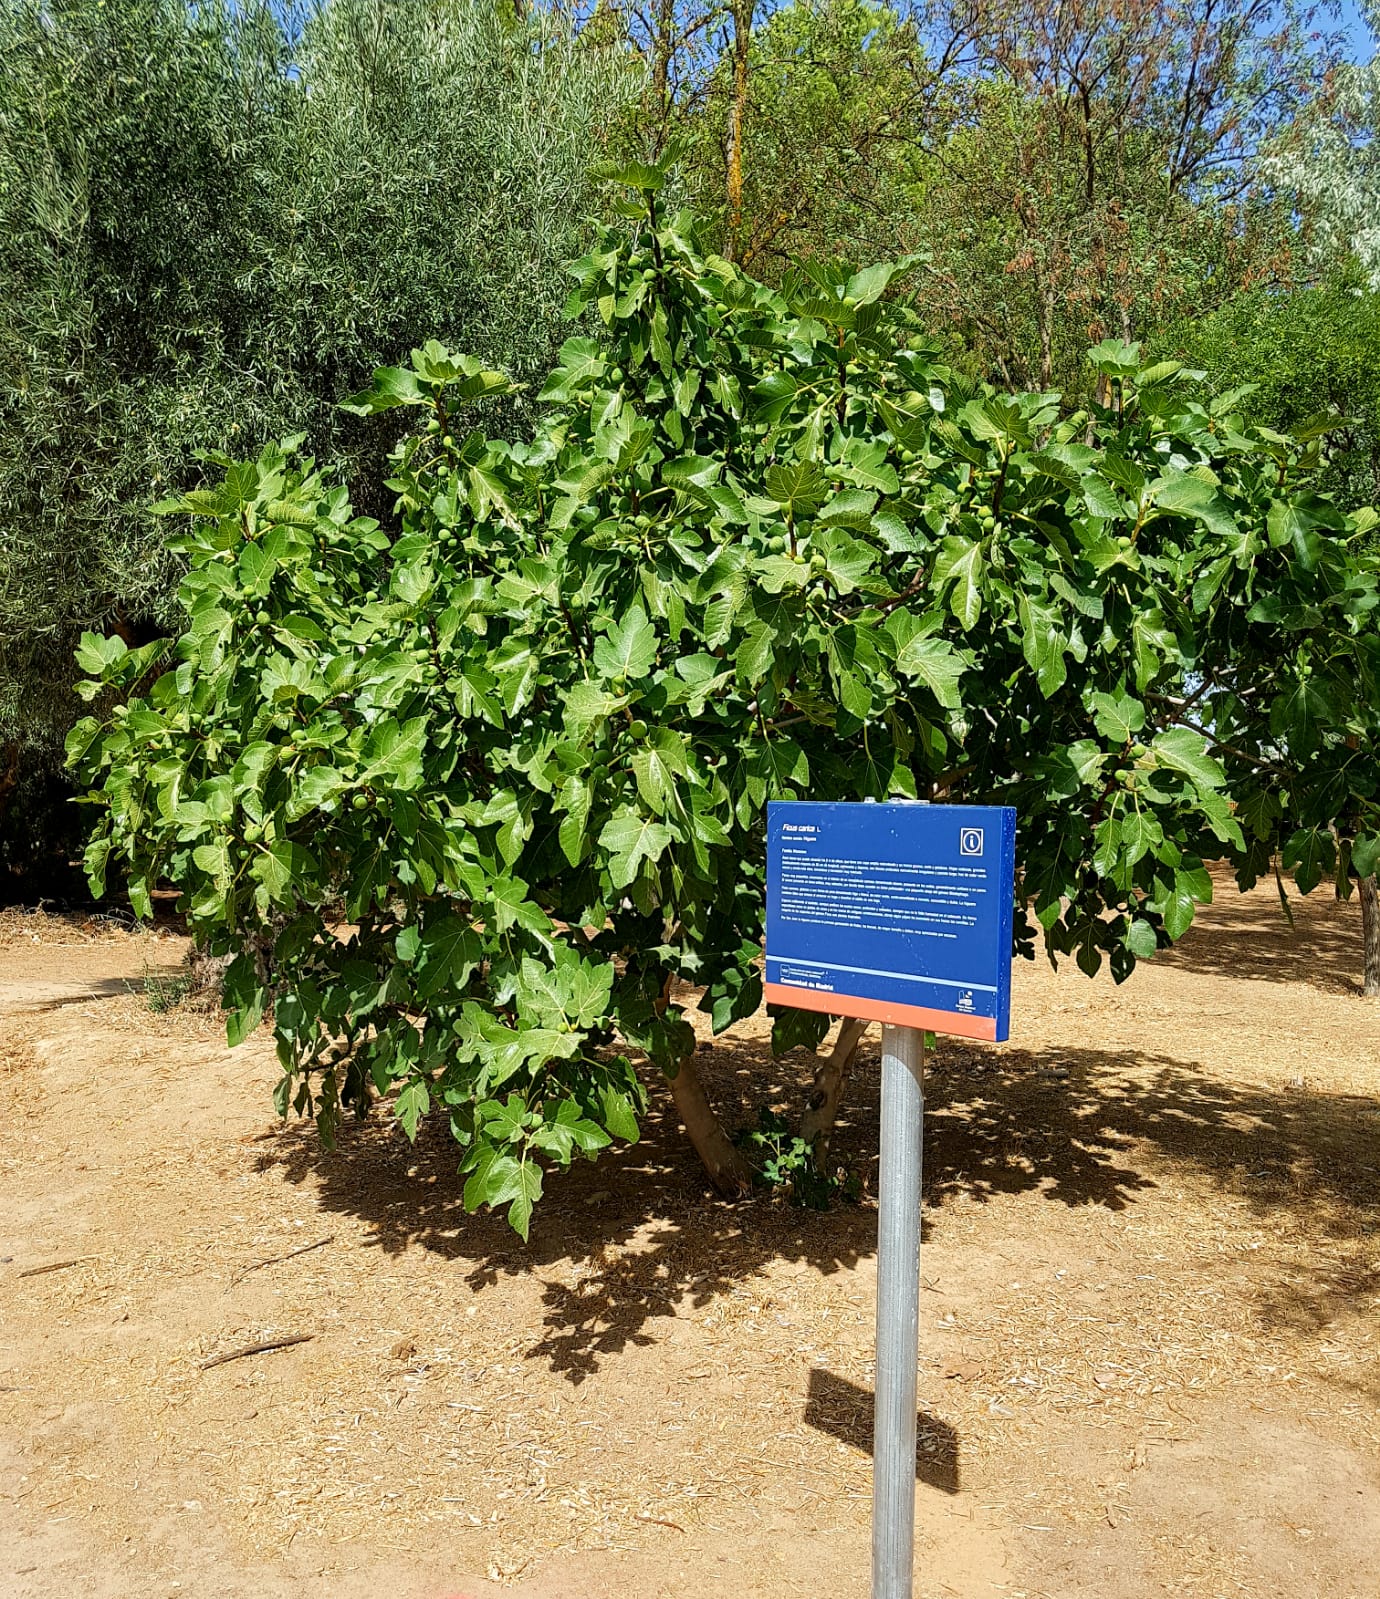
(1, 879), (1378, 1599)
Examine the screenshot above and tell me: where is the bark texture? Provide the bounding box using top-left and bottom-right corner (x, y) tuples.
(1361, 873), (1380, 997)
(799, 1016), (869, 1155)
(668, 1051), (754, 1195)
(650, 0), (674, 147)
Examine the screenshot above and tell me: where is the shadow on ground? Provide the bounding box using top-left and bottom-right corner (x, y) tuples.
(254, 1013), (1380, 1381)
(1155, 875), (1366, 992)
(1, 974), (173, 1015)
(256, 1039), (878, 1385)
(805, 1367), (959, 1493)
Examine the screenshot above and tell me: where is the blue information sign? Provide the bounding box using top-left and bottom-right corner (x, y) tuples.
(765, 801), (1017, 1042)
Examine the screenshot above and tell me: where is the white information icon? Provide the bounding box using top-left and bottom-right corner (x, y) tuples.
(959, 826), (985, 857)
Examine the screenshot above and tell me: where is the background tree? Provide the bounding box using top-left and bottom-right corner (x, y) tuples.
(1267, 0), (1380, 284)
(904, 0), (1336, 394)
(0, 0), (632, 888)
(0, 0), (293, 879)
(1174, 280), (1380, 510)
(680, 0), (940, 274)
(627, 0), (1338, 391)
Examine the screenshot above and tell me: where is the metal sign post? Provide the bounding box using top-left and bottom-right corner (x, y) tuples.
(763, 800), (1017, 1599)
(873, 1022), (925, 1599)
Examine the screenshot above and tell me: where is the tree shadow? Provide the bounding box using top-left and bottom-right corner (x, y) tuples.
(1153, 874), (1366, 993)
(929, 1037), (1380, 1232)
(927, 1036), (1380, 1346)
(253, 1040), (880, 1385)
(253, 1021), (1380, 1381)
(804, 1367), (959, 1493)
(8, 975), (160, 1014)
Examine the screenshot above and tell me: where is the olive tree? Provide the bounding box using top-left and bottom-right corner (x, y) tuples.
(0, 0), (632, 877)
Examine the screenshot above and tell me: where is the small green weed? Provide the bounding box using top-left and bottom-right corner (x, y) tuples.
(140, 962), (195, 1014)
(736, 1107), (861, 1210)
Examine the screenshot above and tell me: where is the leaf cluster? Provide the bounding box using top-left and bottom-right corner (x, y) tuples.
(735, 1107), (859, 1209)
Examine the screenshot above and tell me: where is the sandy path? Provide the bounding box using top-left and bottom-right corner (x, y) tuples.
(1, 880), (1378, 1598)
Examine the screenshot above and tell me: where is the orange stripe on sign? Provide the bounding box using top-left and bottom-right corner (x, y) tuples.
(763, 982), (998, 1042)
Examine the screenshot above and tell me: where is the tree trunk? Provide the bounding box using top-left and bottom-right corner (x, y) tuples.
(1361, 874), (1380, 997)
(650, 0), (675, 153)
(668, 1051), (754, 1196)
(1038, 281), (1055, 391)
(187, 942), (233, 1003)
(724, 0), (752, 261)
(800, 1016), (868, 1157)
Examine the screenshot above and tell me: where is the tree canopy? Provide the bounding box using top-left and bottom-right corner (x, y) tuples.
(6, 0), (1371, 892)
(69, 166), (1380, 1233)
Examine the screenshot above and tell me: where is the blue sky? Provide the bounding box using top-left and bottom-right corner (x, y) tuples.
(1339, 0), (1375, 59)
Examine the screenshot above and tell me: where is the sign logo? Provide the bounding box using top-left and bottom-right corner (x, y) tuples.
(959, 826), (985, 857)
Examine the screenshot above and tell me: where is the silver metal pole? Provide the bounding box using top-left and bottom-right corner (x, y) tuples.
(873, 1022), (925, 1599)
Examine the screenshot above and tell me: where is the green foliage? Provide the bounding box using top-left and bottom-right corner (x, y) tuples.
(1173, 283), (1380, 512)
(735, 1107), (859, 1208)
(0, 0), (632, 866)
(1266, 14), (1380, 287)
(0, 0), (291, 777)
(70, 171), (1380, 1234)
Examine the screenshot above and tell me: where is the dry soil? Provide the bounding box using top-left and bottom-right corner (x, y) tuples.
(1, 879), (1378, 1599)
